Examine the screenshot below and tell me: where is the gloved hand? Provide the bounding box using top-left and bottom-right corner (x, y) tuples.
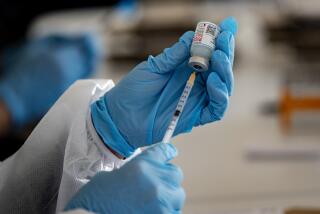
(65, 143), (185, 214)
(0, 34), (100, 127)
(91, 17), (237, 157)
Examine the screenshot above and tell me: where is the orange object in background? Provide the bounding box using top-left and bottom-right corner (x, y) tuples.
(280, 88), (320, 132)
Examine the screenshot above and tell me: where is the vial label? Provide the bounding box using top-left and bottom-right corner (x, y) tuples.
(193, 22), (219, 49)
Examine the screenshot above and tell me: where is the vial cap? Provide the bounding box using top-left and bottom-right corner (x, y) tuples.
(188, 56), (209, 72)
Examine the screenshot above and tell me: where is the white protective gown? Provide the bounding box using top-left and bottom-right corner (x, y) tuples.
(0, 79), (129, 214)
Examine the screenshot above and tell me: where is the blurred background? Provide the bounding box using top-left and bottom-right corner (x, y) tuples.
(0, 0), (320, 213)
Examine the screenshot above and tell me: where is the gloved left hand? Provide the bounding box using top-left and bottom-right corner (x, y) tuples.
(91, 17), (237, 157)
(64, 143), (185, 214)
(0, 34), (100, 127)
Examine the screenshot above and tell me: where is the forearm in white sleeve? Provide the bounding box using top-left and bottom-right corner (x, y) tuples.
(0, 79), (124, 214)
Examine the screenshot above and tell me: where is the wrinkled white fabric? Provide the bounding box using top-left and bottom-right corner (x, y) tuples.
(60, 209), (95, 214)
(0, 79), (126, 213)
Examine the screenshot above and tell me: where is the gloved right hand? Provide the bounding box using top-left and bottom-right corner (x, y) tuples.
(91, 17), (237, 157)
(64, 143), (185, 214)
(0, 34), (100, 127)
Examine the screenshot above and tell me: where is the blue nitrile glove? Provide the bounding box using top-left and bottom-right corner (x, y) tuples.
(0, 34), (100, 127)
(65, 143), (185, 214)
(91, 17), (238, 157)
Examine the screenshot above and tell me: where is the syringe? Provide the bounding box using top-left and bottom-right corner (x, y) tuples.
(161, 21), (219, 144)
(162, 72), (196, 144)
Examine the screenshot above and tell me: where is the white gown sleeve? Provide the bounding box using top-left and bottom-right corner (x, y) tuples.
(60, 209), (95, 214)
(0, 79), (127, 214)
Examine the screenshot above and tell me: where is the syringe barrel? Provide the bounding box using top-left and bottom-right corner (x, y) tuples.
(162, 80), (194, 143)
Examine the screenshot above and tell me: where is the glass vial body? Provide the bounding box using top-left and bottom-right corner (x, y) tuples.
(188, 21), (220, 72)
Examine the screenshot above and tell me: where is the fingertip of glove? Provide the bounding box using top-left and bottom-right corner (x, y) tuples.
(154, 143), (178, 161)
(220, 16), (238, 36)
(179, 31), (194, 48)
(211, 50), (229, 65)
(166, 143), (178, 158)
(210, 50), (233, 95)
(206, 72), (230, 104)
(217, 31), (233, 45)
(216, 31), (234, 58)
(142, 143), (178, 162)
(206, 71), (223, 88)
(147, 31), (193, 74)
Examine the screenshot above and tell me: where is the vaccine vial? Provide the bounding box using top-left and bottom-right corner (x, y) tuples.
(188, 21), (220, 72)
